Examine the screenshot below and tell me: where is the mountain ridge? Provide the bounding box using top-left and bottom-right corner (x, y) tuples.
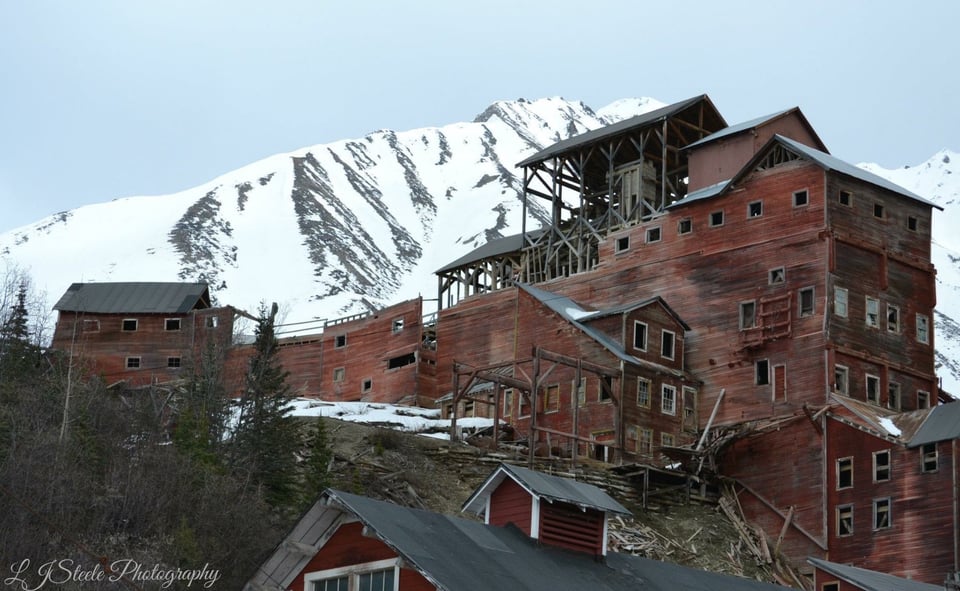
(3, 97), (959, 390)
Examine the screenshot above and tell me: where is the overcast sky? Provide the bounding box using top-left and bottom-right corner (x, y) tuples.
(1, 1), (957, 233)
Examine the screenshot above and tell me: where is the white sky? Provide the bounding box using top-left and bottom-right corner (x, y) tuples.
(1, 1), (958, 233)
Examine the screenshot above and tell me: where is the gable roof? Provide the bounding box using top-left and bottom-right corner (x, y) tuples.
(683, 107), (828, 153)
(517, 94), (725, 168)
(669, 135), (941, 211)
(435, 229), (542, 274)
(808, 558), (943, 591)
(249, 487), (790, 591)
(461, 462), (631, 516)
(53, 282), (211, 314)
(908, 400), (960, 448)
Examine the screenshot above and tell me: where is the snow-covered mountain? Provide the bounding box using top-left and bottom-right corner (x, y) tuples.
(2, 97), (959, 391)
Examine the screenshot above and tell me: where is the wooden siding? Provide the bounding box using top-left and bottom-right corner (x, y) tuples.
(488, 477), (532, 535)
(825, 416), (956, 584)
(539, 502), (605, 556)
(811, 567), (864, 591)
(291, 521), (434, 591)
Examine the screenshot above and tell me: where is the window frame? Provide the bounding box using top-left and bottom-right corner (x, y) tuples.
(125, 356), (141, 370)
(873, 497), (892, 530)
(661, 432), (675, 448)
(834, 365), (849, 395)
(660, 329), (676, 361)
(837, 456), (853, 490)
(362, 378), (373, 393)
(793, 189), (809, 207)
(908, 216), (919, 231)
(304, 558), (400, 591)
(874, 203), (885, 219)
(866, 374), (880, 405)
(917, 390), (931, 409)
(544, 384), (560, 413)
(916, 313), (930, 344)
(873, 450), (891, 483)
(756, 359), (770, 386)
(865, 296), (879, 328)
(82, 319), (101, 332)
(615, 236), (630, 253)
(391, 318), (404, 334)
(164, 318), (181, 331)
(661, 384), (677, 416)
(502, 389), (513, 417)
(886, 303), (900, 333)
(637, 378), (651, 408)
(834, 287), (848, 318)
(747, 200), (763, 218)
(633, 320), (648, 351)
(677, 218), (692, 235)
(887, 382), (901, 411)
(167, 356), (181, 369)
(837, 504), (854, 537)
(638, 427), (653, 454)
(769, 267), (785, 285)
(333, 367), (345, 383)
(709, 210), (724, 227)
(645, 226), (662, 244)
(799, 286), (815, 317)
(122, 318), (138, 332)
(205, 315), (219, 329)
(838, 189), (852, 207)
(334, 334), (347, 348)
(739, 301), (757, 330)
(922, 443), (938, 473)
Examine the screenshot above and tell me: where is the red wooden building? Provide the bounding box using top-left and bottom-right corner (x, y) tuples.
(245, 463), (788, 591)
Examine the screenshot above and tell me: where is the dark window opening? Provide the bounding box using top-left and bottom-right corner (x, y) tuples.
(645, 227), (661, 243)
(633, 321), (647, 350)
(799, 287), (815, 317)
(600, 376), (613, 401)
(908, 216), (918, 231)
(769, 267), (785, 284)
(838, 190), (851, 206)
(709, 210), (724, 227)
(122, 319), (138, 332)
(678, 218), (692, 234)
(838, 457), (853, 489)
(388, 352), (417, 369)
(837, 505), (853, 536)
(165, 318), (181, 331)
(335, 334), (347, 348)
(793, 190), (808, 207)
(874, 450), (891, 482)
(167, 357), (181, 368)
(874, 498), (891, 529)
(126, 357), (141, 369)
(362, 378), (372, 392)
(206, 316), (219, 329)
(748, 201), (763, 217)
(922, 443), (938, 473)
(616, 236), (630, 252)
(874, 203), (885, 218)
(756, 359), (769, 385)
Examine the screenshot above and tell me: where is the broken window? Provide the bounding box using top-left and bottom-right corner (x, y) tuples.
(887, 382), (901, 411)
(748, 201), (763, 218)
(387, 352), (416, 369)
(391, 318), (404, 333)
(739, 301), (756, 330)
(799, 287), (815, 317)
(756, 359), (770, 385)
(633, 321), (647, 350)
(865, 297), (879, 328)
(837, 505), (853, 537)
(206, 316), (219, 329)
(599, 376), (612, 402)
(916, 314), (930, 344)
(769, 267), (785, 285)
(887, 304), (900, 333)
(834, 365), (849, 395)
(874, 450), (891, 482)
(837, 457), (853, 489)
(873, 498), (891, 530)
(866, 374), (880, 404)
(922, 443), (938, 473)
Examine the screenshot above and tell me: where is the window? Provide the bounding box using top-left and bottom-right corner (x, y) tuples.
(908, 216), (918, 231)
(661, 384), (677, 415)
(834, 287), (848, 318)
(306, 560), (398, 591)
(362, 378), (372, 392)
(333, 367), (345, 383)
(748, 201), (763, 217)
(637, 378), (651, 408)
(709, 210), (724, 227)
(164, 318), (181, 331)
(837, 505), (853, 537)
(82, 319), (100, 332)
(916, 314), (930, 344)
(599, 376), (612, 402)
(866, 374), (880, 404)
(793, 189), (808, 207)
(576, 377), (587, 407)
(639, 428), (653, 454)
(615, 236), (630, 252)
(633, 321), (648, 351)
(874, 450), (891, 482)
(545, 384), (560, 412)
(387, 352), (416, 369)
(739, 301), (757, 330)
(838, 190), (852, 206)
(122, 318), (138, 332)
(873, 498), (891, 530)
(886, 304), (900, 333)
(865, 297), (879, 328)
(769, 267), (785, 285)
(205, 316), (219, 329)
(519, 392), (530, 417)
(502, 389), (513, 417)
(335, 334), (347, 348)
(922, 443), (938, 473)
(917, 390), (931, 409)
(645, 226), (661, 243)
(756, 359), (770, 385)
(834, 365), (849, 395)
(661, 330), (676, 360)
(391, 318), (404, 333)
(887, 382), (901, 411)
(823, 583), (840, 591)
(126, 356), (141, 369)
(799, 287), (815, 317)
(874, 203), (885, 218)
(678, 218), (692, 234)
(837, 457), (853, 489)
(661, 432), (675, 447)
(167, 356), (181, 368)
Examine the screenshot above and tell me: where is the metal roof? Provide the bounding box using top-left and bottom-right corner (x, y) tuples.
(517, 94), (722, 168)
(683, 109), (794, 150)
(807, 558), (942, 591)
(325, 488), (788, 591)
(908, 400), (960, 448)
(462, 463), (631, 516)
(435, 230), (542, 274)
(53, 282), (211, 314)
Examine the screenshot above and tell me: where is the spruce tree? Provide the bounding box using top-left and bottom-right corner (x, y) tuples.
(229, 302), (301, 509)
(301, 417), (333, 506)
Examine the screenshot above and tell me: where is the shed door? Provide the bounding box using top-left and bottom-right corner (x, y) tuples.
(773, 364), (786, 402)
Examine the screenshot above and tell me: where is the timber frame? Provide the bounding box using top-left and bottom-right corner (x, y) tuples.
(517, 95), (726, 283)
(449, 346), (621, 466)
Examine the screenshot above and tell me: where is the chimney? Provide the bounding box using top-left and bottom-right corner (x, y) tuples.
(461, 463), (631, 557)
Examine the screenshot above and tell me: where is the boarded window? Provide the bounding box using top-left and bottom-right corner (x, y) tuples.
(545, 384), (559, 412)
(82, 319), (100, 332)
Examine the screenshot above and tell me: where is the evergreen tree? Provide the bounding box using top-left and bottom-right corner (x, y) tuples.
(174, 341), (231, 468)
(0, 281), (40, 395)
(301, 418), (333, 506)
(229, 302), (301, 509)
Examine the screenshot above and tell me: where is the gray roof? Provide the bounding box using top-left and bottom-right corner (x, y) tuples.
(462, 463), (631, 516)
(53, 282), (211, 314)
(436, 230), (542, 274)
(327, 489), (787, 591)
(807, 558), (943, 591)
(908, 400), (960, 448)
(683, 109), (794, 151)
(517, 95), (723, 168)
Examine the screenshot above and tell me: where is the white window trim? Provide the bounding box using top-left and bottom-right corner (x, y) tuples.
(125, 356), (141, 370)
(303, 558), (401, 591)
(661, 329), (676, 361)
(837, 456), (853, 490)
(615, 235), (630, 253)
(637, 378), (651, 408)
(834, 287), (848, 318)
(834, 365), (849, 395)
(865, 374), (880, 404)
(886, 303), (901, 333)
(865, 297), (879, 328)
(873, 450), (891, 483)
(122, 318), (138, 331)
(661, 384), (677, 416)
(709, 210), (724, 227)
(645, 226), (662, 244)
(793, 188), (809, 207)
(739, 300), (757, 330)
(916, 313), (930, 344)
(747, 200), (763, 218)
(633, 320), (648, 351)
(164, 317), (182, 331)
